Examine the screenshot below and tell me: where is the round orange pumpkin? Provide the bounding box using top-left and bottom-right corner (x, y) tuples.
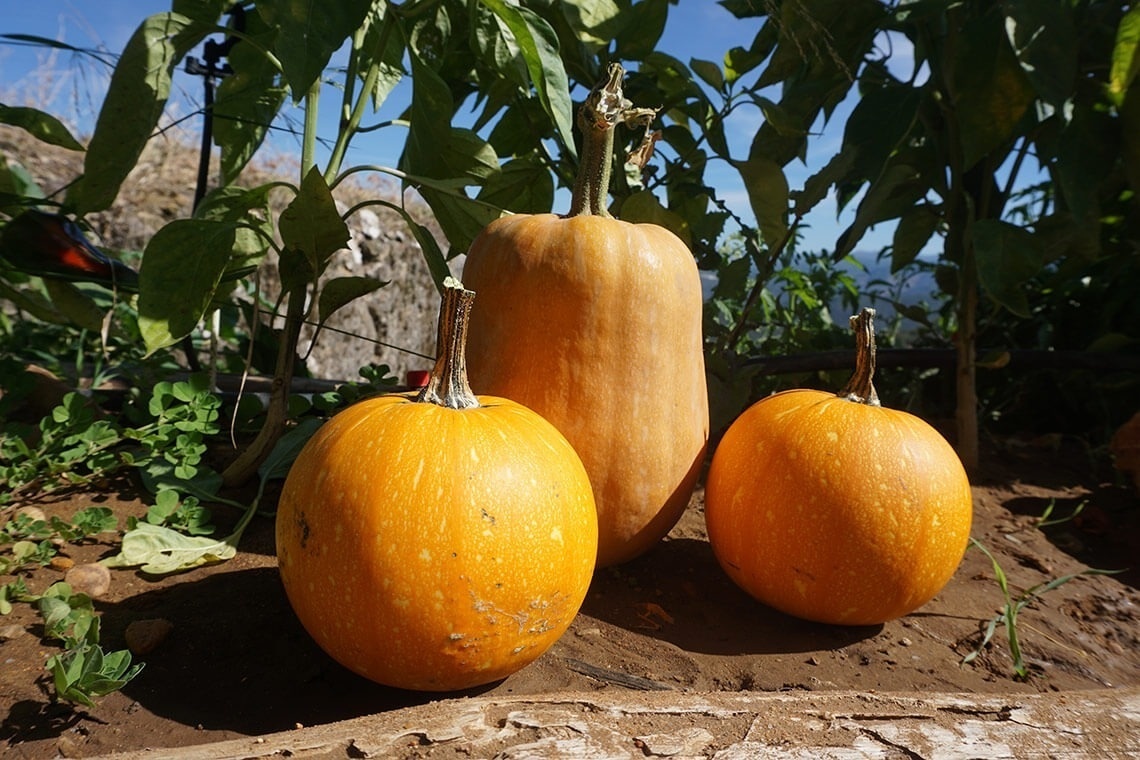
(705, 309), (973, 625)
(276, 280), (598, 691)
(462, 64), (708, 568)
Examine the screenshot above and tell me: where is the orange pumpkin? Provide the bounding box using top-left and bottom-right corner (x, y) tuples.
(705, 309), (973, 625)
(462, 64), (708, 568)
(276, 280), (598, 691)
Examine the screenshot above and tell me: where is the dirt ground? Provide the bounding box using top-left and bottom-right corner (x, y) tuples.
(1, 436), (1138, 759)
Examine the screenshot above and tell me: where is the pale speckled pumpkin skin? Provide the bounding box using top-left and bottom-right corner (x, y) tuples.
(276, 392), (598, 692)
(705, 389), (973, 626)
(462, 213), (709, 568)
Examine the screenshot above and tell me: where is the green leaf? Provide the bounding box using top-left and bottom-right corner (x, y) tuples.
(618, 191), (691, 248)
(476, 155), (554, 214)
(213, 12), (287, 184)
(972, 218), (1046, 318)
(948, 13), (1036, 169)
(258, 417), (324, 482)
(794, 148), (855, 216)
(891, 204), (941, 271)
(1109, 6), (1140, 107)
(478, 0), (576, 157)
(417, 188), (503, 256)
(841, 84), (921, 181)
(67, 13), (209, 213)
(41, 280), (106, 332)
(733, 154), (788, 247)
(0, 155), (45, 211)
(137, 219), (238, 353)
(835, 162), (925, 259)
(278, 166), (350, 274)
(1003, 0), (1076, 106)
(0, 105), (84, 151)
(359, 4), (406, 107)
(103, 522), (236, 575)
(690, 58), (725, 92)
(318, 276), (387, 324)
(256, 0), (373, 100)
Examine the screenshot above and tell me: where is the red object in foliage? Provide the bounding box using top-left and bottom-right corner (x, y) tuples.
(0, 209), (139, 291)
(405, 370), (431, 389)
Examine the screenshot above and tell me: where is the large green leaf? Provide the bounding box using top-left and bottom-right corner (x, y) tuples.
(834, 162), (924, 259)
(137, 219), (238, 353)
(619, 191), (692, 248)
(418, 187), (503, 255)
(67, 13), (209, 214)
(317, 275), (387, 324)
(213, 12), (287, 184)
(0, 105), (84, 151)
(1109, 5), (1140, 107)
(256, 0), (373, 100)
(475, 155), (553, 214)
(891, 203), (941, 271)
(359, 3), (406, 107)
(841, 83), (921, 181)
(972, 218), (1045, 318)
(402, 51), (458, 181)
(948, 13), (1036, 169)
(278, 166), (350, 275)
(1002, 0), (1076, 107)
(478, 0), (576, 157)
(733, 153), (788, 247)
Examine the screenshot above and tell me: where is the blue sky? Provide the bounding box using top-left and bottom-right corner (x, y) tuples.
(0, 1), (905, 256)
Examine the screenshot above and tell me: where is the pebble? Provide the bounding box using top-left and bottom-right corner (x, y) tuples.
(125, 618), (174, 655)
(65, 563), (112, 598)
(0, 624), (26, 640)
(14, 506), (46, 522)
(50, 556), (75, 571)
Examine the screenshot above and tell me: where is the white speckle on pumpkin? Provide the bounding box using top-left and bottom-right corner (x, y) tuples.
(470, 447), (480, 463)
(826, 431), (838, 443)
(420, 548), (432, 561)
(550, 526), (563, 544)
(393, 598), (410, 609)
(412, 458), (425, 489)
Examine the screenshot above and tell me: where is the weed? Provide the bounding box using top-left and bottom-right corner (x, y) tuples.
(963, 537), (1121, 679)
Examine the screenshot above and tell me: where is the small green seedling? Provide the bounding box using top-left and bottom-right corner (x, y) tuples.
(964, 538), (1121, 679)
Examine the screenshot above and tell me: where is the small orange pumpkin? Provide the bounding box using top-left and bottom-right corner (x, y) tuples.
(276, 280), (598, 691)
(462, 64), (708, 568)
(705, 309), (972, 626)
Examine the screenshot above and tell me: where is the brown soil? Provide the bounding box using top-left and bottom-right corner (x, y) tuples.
(2, 438), (1139, 759)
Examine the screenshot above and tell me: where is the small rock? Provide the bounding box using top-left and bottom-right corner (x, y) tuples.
(50, 556), (75, 571)
(0, 624), (26, 640)
(125, 618), (174, 655)
(65, 563), (111, 598)
(633, 727), (715, 757)
(15, 506), (46, 522)
(899, 637), (913, 647)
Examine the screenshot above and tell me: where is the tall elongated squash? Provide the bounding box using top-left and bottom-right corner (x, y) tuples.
(462, 64), (708, 567)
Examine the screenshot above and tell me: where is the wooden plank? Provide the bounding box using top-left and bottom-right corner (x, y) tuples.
(91, 687), (1140, 760)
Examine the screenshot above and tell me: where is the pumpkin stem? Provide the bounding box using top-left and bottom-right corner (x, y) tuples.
(416, 277), (480, 410)
(568, 63), (658, 219)
(838, 307), (881, 407)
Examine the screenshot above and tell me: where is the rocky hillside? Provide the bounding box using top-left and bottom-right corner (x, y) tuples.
(1, 123), (444, 381)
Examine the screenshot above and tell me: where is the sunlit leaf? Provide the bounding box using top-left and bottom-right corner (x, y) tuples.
(278, 166), (350, 274)
(1109, 6), (1140, 107)
(1003, 0), (1076, 106)
(478, 0), (576, 157)
(256, 0), (372, 100)
(68, 13), (209, 214)
(137, 219), (238, 353)
(213, 12), (287, 184)
(476, 155), (554, 214)
(0, 105), (84, 151)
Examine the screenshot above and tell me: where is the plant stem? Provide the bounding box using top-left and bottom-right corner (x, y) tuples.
(221, 283), (306, 487)
(416, 278), (480, 410)
(837, 307), (881, 406)
(300, 80), (321, 176)
(567, 64), (656, 219)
